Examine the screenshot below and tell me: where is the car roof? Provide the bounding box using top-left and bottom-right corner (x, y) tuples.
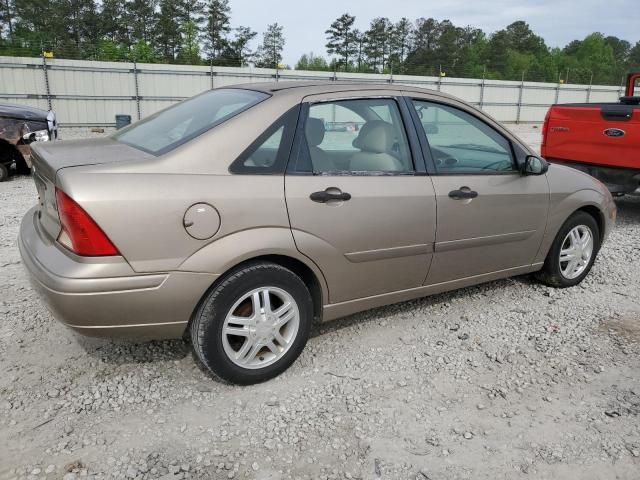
(226, 80), (457, 101)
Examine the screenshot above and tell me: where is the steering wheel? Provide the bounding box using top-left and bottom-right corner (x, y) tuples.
(431, 147), (459, 167)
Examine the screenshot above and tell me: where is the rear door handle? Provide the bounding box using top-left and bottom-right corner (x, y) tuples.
(310, 189), (352, 203)
(448, 187), (478, 200)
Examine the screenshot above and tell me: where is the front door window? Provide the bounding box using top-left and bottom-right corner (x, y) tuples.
(412, 100), (516, 174)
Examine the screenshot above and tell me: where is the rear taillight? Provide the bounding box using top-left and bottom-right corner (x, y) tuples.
(55, 188), (119, 257)
(541, 109), (551, 155)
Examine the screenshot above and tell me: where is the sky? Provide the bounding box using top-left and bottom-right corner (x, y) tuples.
(230, 0), (640, 66)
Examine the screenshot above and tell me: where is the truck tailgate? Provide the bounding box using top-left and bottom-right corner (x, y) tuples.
(542, 104), (640, 169)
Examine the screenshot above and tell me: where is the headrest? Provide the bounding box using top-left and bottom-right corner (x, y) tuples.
(352, 121), (395, 153)
(306, 117), (326, 146)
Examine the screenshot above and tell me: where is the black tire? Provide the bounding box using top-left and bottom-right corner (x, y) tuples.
(536, 211), (600, 288)
(14, 155), (31, 175)
(191, 261), (313, 385)
(0, 163), (9, 182)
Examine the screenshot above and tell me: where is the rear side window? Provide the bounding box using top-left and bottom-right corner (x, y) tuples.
(229, 106), (300, 175)
(113, 89), (269, 155)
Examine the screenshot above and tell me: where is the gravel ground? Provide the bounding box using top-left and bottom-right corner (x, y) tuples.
(1, 125), (639, 480)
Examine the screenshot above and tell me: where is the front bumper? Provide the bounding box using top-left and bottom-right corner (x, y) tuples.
(18, 207), (217, 339)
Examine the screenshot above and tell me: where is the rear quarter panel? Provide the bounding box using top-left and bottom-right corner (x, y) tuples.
(55, 90), (329, 302)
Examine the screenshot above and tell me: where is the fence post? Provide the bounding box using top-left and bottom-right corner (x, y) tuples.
(41, 53), (52, 111)
(210, 58), (214, 90)
(133, 60), (141, 120)
(618, 76), (625, 99)
(516, 71), (525, 124)
(586, 72), (593, 103)
(479, 67), (485, 110)
(437, 65), (442, 91)
(554, 73), (561, 104)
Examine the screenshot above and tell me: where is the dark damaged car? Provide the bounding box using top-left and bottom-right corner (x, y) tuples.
(0, 103), (57, 181)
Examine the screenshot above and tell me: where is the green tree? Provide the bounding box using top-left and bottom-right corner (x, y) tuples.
(129, 38), (157, 62)
(389, 17), (412, 73)
(202, 0), (229, 61)
(127, 0), (158, 43)
(62, 0), (100, 49)
(256, 22), (285, 69)
(176, 19), (200, 64)
(364, 17), (392, 72)
(629, 41), (640, 72)
(100, 0), (128, 44)
(1, 0), (16, 37)
(155, 0), (181, 61)
(226, 25), (256, 66)
(296, 52), (329, 71)
(352, 29), (366, 71)
(325, 13), (356, 71)
(179, 0), (203, 25)
(562, 33), (617, 84)
(405, 18), (446, 75)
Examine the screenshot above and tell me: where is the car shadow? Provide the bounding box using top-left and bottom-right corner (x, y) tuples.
(74, 335), (190, 365)
(73, 275), (532, 376)
(310, 275), (535, 339)
(615, 193), (640, 224)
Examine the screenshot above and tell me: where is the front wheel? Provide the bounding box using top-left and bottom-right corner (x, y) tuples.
(191, 262), (313, 385)
(536, 211), (600, 288)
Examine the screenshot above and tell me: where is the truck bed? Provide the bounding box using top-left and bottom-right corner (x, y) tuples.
(541, 102), (640, 171)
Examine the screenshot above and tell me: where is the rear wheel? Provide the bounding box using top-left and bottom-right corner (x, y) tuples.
(191, 261), (313, 385)
(0, 163), (9, 182)
(536, 211), (600, 288)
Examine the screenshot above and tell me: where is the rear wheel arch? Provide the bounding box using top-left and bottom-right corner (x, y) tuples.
(187, 253), (326, 335)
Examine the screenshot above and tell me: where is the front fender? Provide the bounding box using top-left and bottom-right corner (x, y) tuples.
(534, 187), (612, 264)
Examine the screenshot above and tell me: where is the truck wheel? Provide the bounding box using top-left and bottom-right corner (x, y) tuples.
(0, 163), (9, 182)
(536, 211), (600, 288)
(15, 156), (31, 175)
(191, 261), (313, 385)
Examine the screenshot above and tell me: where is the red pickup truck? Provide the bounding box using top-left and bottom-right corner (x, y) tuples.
(542, 72), (640, 195)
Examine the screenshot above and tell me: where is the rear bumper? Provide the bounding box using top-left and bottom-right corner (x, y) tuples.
(19, 207), (217, 339)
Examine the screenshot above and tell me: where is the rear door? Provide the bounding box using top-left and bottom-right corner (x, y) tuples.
(406, 94), (549, 284)
(285, 92), (436, 304)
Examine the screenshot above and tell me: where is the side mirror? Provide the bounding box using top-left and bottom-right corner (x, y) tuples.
(521, 155), (548, 176)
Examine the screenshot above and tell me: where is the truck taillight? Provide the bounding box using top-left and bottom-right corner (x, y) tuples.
(541, 109), (551, 155)
(55, 188), (119, 257)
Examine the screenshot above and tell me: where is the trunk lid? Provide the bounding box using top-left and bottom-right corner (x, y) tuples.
(30, 137), (153, 241)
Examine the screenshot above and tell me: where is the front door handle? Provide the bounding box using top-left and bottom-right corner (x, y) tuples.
(448, 187), (478, 200)
(310, 189), (352, 203)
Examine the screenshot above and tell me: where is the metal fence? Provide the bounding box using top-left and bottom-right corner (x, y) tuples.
(0, 55), (625, 127)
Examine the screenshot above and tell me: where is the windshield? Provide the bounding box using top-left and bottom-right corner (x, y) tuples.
(113, 88), (269, 155)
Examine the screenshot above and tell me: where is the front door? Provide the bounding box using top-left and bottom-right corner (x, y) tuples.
(407, 97), (550, 284)
(285, 94), (437, 304)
